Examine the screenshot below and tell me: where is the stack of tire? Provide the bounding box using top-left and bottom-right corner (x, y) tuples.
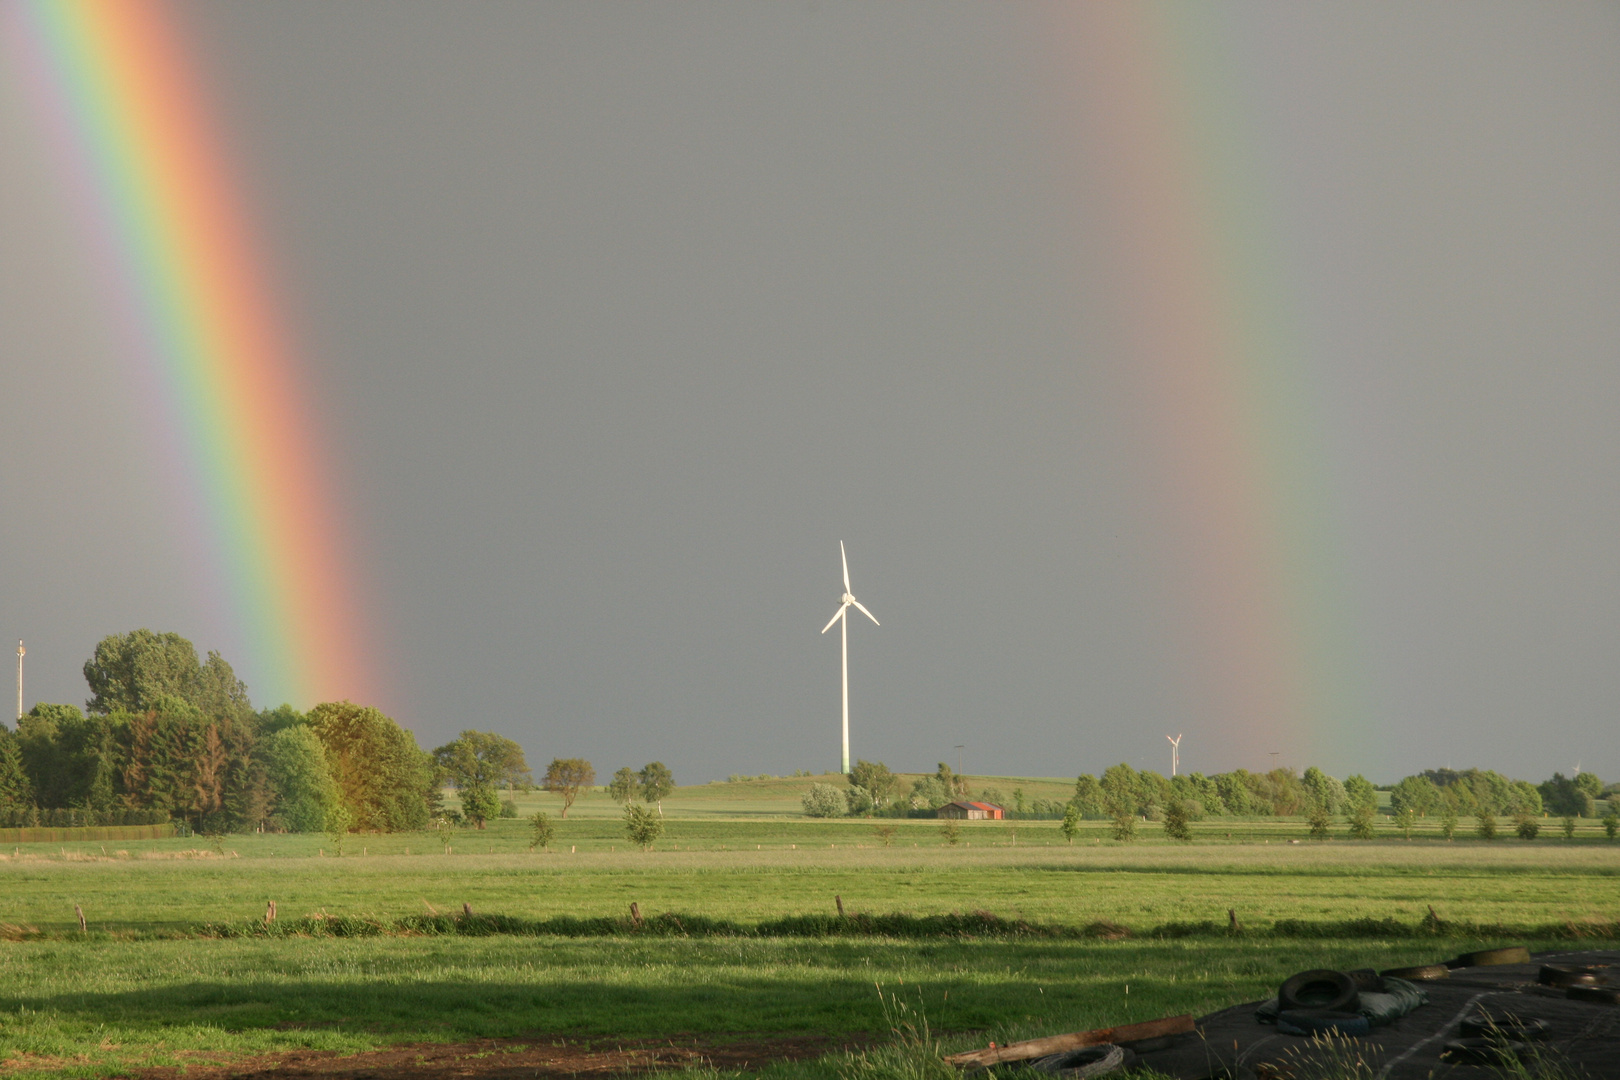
(1274, 969), (1372, 1037)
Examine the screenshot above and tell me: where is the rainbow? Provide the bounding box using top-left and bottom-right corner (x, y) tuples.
(9, 0), (374, 709)
(1049, 6), (1365, 768)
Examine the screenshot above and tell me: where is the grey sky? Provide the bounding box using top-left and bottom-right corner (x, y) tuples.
(2, 2), (1617, 784)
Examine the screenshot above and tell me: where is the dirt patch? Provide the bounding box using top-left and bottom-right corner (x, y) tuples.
(130, 1032), (872, 1079)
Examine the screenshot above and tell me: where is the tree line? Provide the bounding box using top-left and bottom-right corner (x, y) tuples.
(0, 630), (572, 834)
(798, 758), (1619, 834)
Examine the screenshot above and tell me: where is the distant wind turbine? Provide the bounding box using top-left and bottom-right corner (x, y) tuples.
(821, 541), (879, 775)
(1167, 734), (1182, 777)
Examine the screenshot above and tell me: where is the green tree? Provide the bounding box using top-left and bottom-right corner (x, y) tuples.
(1100, 763), (1140, 818)
(1101, 763), (1140, 840)
(1439, 794), (1460, 840)
(1347, 802), (1376, 840)
(1603, 803), (1619, 840)
(608, 766), (637, 805)
(1475, 811), (1498, 840)
(0, 727), (32, 815)
(542, 758), (595, 818)
(308, 701), (434, 832)
(801, 782), (847, 818)
(1392, 804), (1416, 839)
(83, 630), (251, 723)
(1308, 800), (1332, 839)
(1162, 797), (1192, 842)
(1390, 775), (1441, 818)
(1215, 771), (1254, 816)
(1514, 811), (1540, 840)
(1072, 774), (1104, 817)
(529, 811), (556, 851)
(433, 731), (530, 829)
(326, 803), (353, 854)
(848, 760), (900, 810)
(637, 762), (675, 816)
(1302, 767), (1341, 813)
(263, 725), (339, 833)
(1059, 802), (1081, 844)
(16, 704), (116, 814)
(1560, 815), (1577, 839)
(624, 803), (663, 849)
(1343, 774), (1377, 813)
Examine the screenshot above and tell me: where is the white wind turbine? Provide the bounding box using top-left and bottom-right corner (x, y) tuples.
(1166, 734), (1182, 777)
(821, 541), (879, 774)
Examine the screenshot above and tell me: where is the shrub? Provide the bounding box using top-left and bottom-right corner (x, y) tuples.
(1308, 801), (1332, 840)
(499, 798), (519, 818)
(624, 804), (663, 850)
(1515, 812), (1540, 840)
(1110, 813), (1135, 842)
(1475, 812), (1497, 840)
(801, 783), (848, 818)
(1605, 804), (1619, 840)
(1347, 803), (1376, 840)
(1393, 805), (1416, 839)
(528, 811), (555, 851)
(1059, 803), (1080, 844)
(1162, 798), (1192, 842)
(1561, 815), (1577, 839)
(940, 820), (960, 846)
(1440, 801), (1459, 840)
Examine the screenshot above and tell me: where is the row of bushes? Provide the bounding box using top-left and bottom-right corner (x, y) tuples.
(189, 908), (1620, 942)
(0, 806), (171, 828)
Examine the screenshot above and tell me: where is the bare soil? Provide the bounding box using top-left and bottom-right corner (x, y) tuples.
(131, 1032), (871, 1079)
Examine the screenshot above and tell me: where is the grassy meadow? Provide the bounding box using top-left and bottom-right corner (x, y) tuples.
(0, 776), (1617, 1077)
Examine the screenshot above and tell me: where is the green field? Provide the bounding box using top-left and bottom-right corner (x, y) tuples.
(0, 779), (1616, 1078)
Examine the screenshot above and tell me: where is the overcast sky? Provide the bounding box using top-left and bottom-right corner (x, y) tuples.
(3, 2), (1618, 784)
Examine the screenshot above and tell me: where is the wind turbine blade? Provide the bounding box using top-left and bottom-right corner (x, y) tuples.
(850, 599), (879, 626)
(841, 541), (850, 592)
(821, 605), (848, 634)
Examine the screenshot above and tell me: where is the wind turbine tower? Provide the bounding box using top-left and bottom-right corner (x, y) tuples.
(15, 641), (23, 721)
(821, 542), (879, 775)
(1166, 733), (1182, 777)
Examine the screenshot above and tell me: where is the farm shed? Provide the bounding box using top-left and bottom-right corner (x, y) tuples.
(937, 801), (1004, 820)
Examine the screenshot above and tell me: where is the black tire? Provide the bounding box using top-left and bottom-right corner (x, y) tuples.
(1441, 1038), (1527, 1064)
(1449, 946), (1530, 968)
(1346, 968), (1386, 992)
(1460, 1014), (1552, 1041)
(1539, 964), (1601, 987)
(1031, 1044), (1131, 1078)
(1278, 969), (1359, 1013)
(1566, 985), (1620, 1006)
(1381, 964), (1449, 981)
(1277, 1009), (1371, 1038)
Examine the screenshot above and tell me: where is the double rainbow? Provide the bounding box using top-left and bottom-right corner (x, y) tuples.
(12, 0), (373, 708)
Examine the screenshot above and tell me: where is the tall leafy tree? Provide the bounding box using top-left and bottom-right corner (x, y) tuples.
(542, 758), (595, 818)
(0, 727), (34, 814)
(433, 731), (531, 828)
(607, 766), (637, 805)
(264, 726), (339, 832)
(308, 701), (434, 832)
(16, 704), (116, 813)
(848, 760), (899, 809)
(83, 631), (251, 723)
(637, 761), (674, 816)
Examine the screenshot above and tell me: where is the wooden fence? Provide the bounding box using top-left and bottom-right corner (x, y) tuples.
(0, 824), (177, 843)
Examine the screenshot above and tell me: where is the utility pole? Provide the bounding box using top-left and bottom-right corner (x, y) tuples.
(15, 640), (23, 721)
